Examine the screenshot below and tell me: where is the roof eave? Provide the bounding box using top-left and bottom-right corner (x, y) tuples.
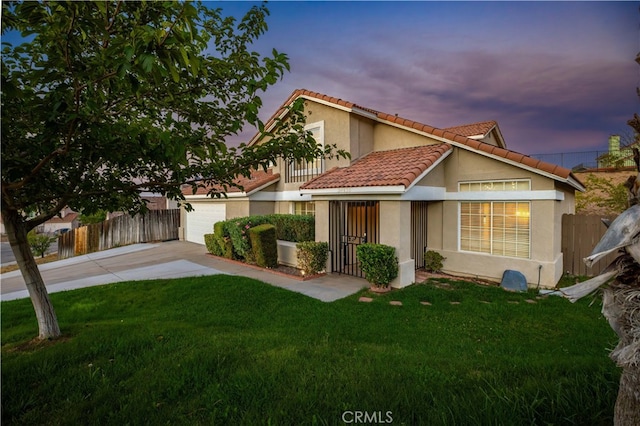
(404, 148), (452, 192)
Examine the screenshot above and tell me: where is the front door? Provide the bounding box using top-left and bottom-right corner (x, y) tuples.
(329, 201), (379, 277)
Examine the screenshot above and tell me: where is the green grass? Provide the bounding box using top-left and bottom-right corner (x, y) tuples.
(2, 276), (619, 425)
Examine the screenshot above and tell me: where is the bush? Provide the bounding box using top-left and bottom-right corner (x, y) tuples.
(218, 214), (315, 261)
(204, 234), (218, 255)
(267, 214), (315, 242)
(27, 231), (55, 258)
(424, 250), (446, 272)
(206, 222), (235, 259)
(296, 241), (328, 275)
(248, 224), (278, 268)
(356, 243), (398, 287)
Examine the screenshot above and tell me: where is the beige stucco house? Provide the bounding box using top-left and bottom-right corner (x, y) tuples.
(181, 89), (584, 289)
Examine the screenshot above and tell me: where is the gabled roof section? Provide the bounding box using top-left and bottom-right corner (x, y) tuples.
(183, 169), (280, 197)
(253, 89), (584, 191)
(301, 144), (451, 191)
(444, 120), (507, 149)
(444, 120), (497, 138)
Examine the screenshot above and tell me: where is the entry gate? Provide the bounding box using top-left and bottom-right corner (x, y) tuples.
(329, 201), (379, 278)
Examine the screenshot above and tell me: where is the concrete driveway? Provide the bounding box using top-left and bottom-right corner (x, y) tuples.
(1, 240), (367, 302)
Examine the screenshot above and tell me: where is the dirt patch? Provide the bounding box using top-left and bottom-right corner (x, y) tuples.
(5, 334), (73, 353)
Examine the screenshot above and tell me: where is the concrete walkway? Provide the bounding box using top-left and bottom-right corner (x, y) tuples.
(0, 241), (367, 302)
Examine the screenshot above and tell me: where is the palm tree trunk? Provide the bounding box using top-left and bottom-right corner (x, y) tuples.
(603, 287), (640, 425)
(2, 208), (61, 340)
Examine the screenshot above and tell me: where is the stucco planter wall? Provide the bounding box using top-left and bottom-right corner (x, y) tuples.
(277, 240), (298, 267)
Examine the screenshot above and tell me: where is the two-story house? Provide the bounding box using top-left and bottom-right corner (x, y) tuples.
(181, 89), (584, 289)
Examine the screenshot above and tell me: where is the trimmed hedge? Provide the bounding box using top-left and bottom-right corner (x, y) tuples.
(204, 222), (234, 259)
(204, 234), (218, 255)
(356, 243), (398, 287)
(211, 214), (315, 261)
(296, 241), (328, 276)
(248, 224), (278, 268)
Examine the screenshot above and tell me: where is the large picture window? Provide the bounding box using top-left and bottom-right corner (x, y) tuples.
(460, 201), (530, 259)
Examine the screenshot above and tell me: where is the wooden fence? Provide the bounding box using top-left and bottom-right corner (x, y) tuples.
(562, 214), (618, 276)
(58, 209), (180, 259)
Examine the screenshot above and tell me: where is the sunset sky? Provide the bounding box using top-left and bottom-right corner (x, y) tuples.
(222, 1), (639, 155)
(3, 1), (637, 155)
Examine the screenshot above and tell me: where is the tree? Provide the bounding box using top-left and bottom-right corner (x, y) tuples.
(562, 50), (640, 425)
(27, 231), (55, 259)
(576, 174), (630, 215)
(79, 210), (107, 226)
(1, 1), (345, 340)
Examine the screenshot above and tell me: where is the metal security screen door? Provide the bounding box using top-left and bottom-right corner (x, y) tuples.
(329, 201), (379, 277)
(411, 201), (429, 269)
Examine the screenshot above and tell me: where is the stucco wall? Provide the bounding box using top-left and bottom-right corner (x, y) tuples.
(420, 149), (574, 288)
(373, 124), (441, 151)
(379, 201), (414, 288)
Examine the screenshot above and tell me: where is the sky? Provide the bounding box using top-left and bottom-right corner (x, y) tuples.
(218, 1), (639, 155)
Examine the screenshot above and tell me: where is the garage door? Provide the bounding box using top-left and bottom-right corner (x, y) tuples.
(185, 202), (226, 245)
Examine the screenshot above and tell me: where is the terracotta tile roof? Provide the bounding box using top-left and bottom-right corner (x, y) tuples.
(443, 120), (497, 137)
(301, 144), (451, 190)
(184, 169), (279, 196)
(257, 89), (582, 189)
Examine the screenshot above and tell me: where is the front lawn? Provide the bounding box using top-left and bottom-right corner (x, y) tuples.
(1, 276), (618, 425)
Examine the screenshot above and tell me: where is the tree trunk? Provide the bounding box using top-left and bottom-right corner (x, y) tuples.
(603, 286), (640, 425)
(2, 208), (61, 340)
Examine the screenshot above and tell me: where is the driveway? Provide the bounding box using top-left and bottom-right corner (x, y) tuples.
(1, 240), (367, 302)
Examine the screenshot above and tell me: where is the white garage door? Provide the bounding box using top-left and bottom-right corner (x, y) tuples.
(185, 202), (226, 245)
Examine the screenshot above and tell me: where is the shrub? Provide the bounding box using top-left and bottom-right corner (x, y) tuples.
(296, 241), (328, 275)
(248, 224), (278, 268)
(267, 214), (315, 242)
(356, 243), (398, 287)
(206, 222), (235, 259)
(221, 214), (315, 261)
(424, 250), (446, 272)
(227, 216), (271, 260)
(204, 234), (218, 255)
(27, 231), (55, 258)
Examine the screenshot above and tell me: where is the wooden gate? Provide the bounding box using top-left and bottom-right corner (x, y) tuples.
(329, 201), (379, 278)
(562, 214), (617, 276)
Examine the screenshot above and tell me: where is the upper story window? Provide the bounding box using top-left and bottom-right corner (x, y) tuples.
(459, 179), (530, 192)
(285, 121), (324, 183)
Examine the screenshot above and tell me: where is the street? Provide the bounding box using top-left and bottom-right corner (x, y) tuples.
(1, 241), (58, 266)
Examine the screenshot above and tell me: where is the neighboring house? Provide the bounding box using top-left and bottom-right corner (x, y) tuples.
(38, 207), (80, 234)
(181, 89), (584, 289)
(0, 207), (80, 235)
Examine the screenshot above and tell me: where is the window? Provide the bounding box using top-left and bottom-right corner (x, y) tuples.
(286, 121), (324, 183)
(293, 201), (315, 216)
(460, 201), (530, 259)
(459, 179), (530, 192)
